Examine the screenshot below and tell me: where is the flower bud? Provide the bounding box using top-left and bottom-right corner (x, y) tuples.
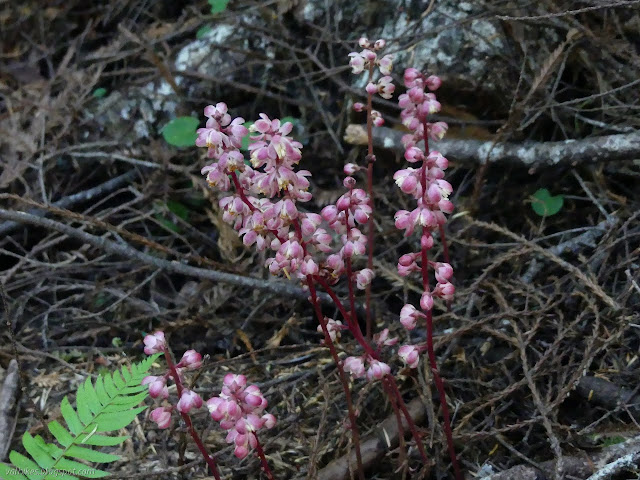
(143, 331), (166, 355)
(150, 406), (172, 429)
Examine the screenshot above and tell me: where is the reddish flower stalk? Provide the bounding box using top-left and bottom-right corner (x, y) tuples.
(255, 436), (276, 480)
(308, 276), (365, 480)
(163, 346), (222, 480)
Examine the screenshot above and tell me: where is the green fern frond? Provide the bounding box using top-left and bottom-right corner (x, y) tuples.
(0, 354), (160, 480)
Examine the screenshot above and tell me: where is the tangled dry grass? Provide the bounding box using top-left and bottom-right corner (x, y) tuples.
(1, 1), (639, 479)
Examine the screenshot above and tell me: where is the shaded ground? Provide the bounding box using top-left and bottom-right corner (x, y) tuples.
(1, 1), (639, 479)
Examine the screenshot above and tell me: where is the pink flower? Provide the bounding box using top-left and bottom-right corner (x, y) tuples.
(366, 360), (390, 380)
(343, 356), (366, 378)
(348, 52), (366, 74)
(429, 122), (448, 141)
(355, 268), (375, 290)
(399, 345), (421, 368)
(142, 375), (169, 399)
(371, 110), (384, 126)
(404, 68), (421, 87)
(425, 75), (442, 91)
(420, 291), (434, 311)
(374, 328), (397, 347)
(143, 331), (166, 355)
(376, 76), (395, 99)
(317, 318), (344, 343)
(358, 37), (370, 48)
(400, 304), (423, 330)
(398, 253), (420, 277)
(176, 389), (203, 413)
(177, 350), (202, 370)
(373, 39), (386, 50)
(353, 102), (365, 112)
(150, 406), (172, 429)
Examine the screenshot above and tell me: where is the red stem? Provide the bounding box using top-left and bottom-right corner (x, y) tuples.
(421, 119), (462, 480)
(307, 276), (365, 480)
(365, 64), (375, 340)
(163, 348), (222, 480)
(438, 224), (452, 312)
(255, 434), (277, 480)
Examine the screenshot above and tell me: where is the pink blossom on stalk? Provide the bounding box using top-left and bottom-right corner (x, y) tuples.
(177, 350), (202, 370)
(400, 304), (424, 330)
(343, 356), (366, 378)
(142, 376), (169, 399)
(366, 360), (390, 380)
(420, 291), (434, 311)
(374, 328), (398, 347)
(373, 39), (386, 50)
(398, 253), (420, 277)
(143, 331), (166, 355)
(150, 406), (173, 429)
(207, 375), (276, 459)
(376, 76), (395, 99)
(378, 54), (393, 74)
(344, 163), (360, 175)
(399, 345), (421, 368)
(317, 317), (345, 343)
(355, 268), (375, 290)
(353, 102), (365, 112)
(176, 389), (203, 413)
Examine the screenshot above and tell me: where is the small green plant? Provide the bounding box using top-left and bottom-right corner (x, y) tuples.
(0, 354), (160, 480)
(161, 117), (199, 147)
(92, 88), (107, 98)
(208, 0), (229, 14)
(531, 188), (564, 217)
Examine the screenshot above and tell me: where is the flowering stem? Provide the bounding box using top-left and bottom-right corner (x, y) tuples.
(313, 276), (378, 359)
(230, 171), (257, 212)
(255, 435), (277, 480)
(365, 63), (376, 340)
(383, 375), (429, 464)
(419, 119), (461, 479)
(163, 347), (222, 480)
(307, 276), (365, 480)
(438, 224), (453, 312)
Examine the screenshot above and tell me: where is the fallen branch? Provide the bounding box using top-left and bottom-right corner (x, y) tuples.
(316, 397), (426, 480)
(0, 170), (139, 237)
(344, 124), (640, 169)
(0, 209), (328, 304)
(0, 360), (19, 460)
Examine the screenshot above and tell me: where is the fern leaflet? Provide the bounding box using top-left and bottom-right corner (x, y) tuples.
(0, 354), (160, 480)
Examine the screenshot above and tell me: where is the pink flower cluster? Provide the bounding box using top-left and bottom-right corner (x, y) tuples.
(343, 329), (397, 380)
(196, 104), (374, 290)
(207, 374), (276, 459)
(349, 36), (394, 126)
(142, 331), (206, 429)
(394, 70), (456, 369)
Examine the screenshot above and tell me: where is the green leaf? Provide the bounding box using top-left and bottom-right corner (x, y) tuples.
(531, 188), (564, 217)
(600, 435), (626, 447)
(241, 121), (254, 151)
(60, 398), (83, 436)
(3, 355), (159, 480)
(0, 462), (29, 479)
(154, 215), (181, 233)
(166, 200), (190, 221)
(196, 25), (212, 39)
(280, 116), (299, 126)
(48, 421), (73, 447)
(209, 0), (229, 14)
(92, 88), (107, 98)
(8, 451), (44, 480)
(161, 116), (199, 147)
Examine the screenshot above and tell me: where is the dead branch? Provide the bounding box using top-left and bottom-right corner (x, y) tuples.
(0, 208), (329, 304)
(0, 170), (139, 237)
(344, 125), (640, 169)
(0, 359), (19, 460)
(316, 397), (426, 480)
